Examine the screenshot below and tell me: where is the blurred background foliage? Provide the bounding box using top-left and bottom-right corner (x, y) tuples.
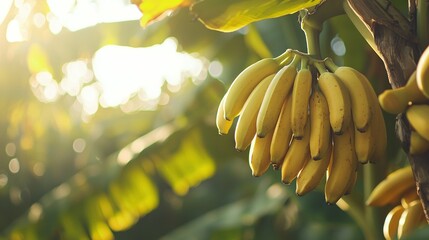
(0, 0), (419, 239)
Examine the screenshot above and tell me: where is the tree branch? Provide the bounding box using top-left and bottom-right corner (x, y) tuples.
(347, 0), (429, 221)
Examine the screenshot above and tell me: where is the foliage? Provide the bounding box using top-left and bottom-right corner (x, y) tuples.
(0, 0), (418, 239)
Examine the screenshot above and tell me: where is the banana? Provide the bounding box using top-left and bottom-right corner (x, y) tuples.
(291, 67), (312, 139)
(296, 142), (332, 196)
(354, 126), (375, 164)
(344, 169), (358, 195)
(325, 122), (357, 204)
(235, 74), (274, 151)
(397, 200), (426, 239)
(383, 205), (405, 240)
(378, 71), (429, 114)
(257, 58), (298, 137)
(317, 69), (352, 135)
(309, 87), (331, 160)
(249, 131), (273, 177)
(270, 93), (293, 167)
(366, 166), (415, 206)
(401, 188), (420, 209)
(216, 95), (233, 135)
(223, 58), (281, 120)
(417, 45), (429, 98)
(410, 130), (429, 155)
(333, 66), (373, 132)
(353, 69), (387, 163)
(406, 104), (429, 141)
(281, 120), (311, 184)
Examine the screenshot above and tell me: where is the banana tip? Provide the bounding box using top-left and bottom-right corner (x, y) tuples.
(256, 132), (266, 138)
(333, 130), (344, 135)
(293, 135), (303, 140)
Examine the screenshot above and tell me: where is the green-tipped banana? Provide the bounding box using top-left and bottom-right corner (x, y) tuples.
(224, 57), (281, 120)
(417, 46), (429, 98)
(291, 67), (312, 139)
(257, 58), (298, 137)
(235, 74), (273, 151)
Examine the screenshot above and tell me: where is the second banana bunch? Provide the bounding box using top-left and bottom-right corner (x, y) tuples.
(216, 50), (387, 204)
(378, 45), (429, 155)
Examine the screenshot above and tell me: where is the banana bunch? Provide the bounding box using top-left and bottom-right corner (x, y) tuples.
(378, 45), (429, 155)
(216, 50), (387, 204)
(366, 166), (426, 239)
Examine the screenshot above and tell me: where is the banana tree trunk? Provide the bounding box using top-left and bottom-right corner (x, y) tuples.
(347, 0), (429, 221)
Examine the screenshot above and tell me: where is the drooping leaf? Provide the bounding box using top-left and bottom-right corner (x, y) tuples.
(133, 0), (193, 27)
(190, 0), (323, 32)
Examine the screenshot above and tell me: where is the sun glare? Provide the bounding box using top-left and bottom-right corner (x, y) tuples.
(7, 0), (215, 119)
(91, 38), (207, 111)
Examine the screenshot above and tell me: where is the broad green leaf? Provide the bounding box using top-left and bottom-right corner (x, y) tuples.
(133, 0), (193, 27)
(190, 0), (323, 32)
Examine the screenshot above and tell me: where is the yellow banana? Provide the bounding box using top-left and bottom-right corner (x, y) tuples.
(270, 93), (293, 168)
(353, 69), (387, 163)
(407, 104), (429, 141)
(257, 58), (298, 137)
(296, 142), (332, 196)
(417, 45), (429, 98)
(410, 130), (429, 155)
(309, 87), (331, 160)
(325, 122), (357, 204)
(383, 205), (405, 240)
(378, 71), (429, 114)
(354, 126), (375, 164)
(291, 68), (312, 139)
(401, 188), (420, 209)
(317, 70), (352, 135)
(249, 132), (273, 177)
(366, 166), (415, 206)
(216, 95), (233, 135)
(398, 200), (426, 239)
(223, 58), (280, 120)
(344, 169), (358, 195)
(281, 120), (311, 184)
(234, 74), (273, 151)
(333, 66), (373, 132)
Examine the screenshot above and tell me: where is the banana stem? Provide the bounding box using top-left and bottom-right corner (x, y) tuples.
(301, 57), (309, 70)
(338, 195), (376, 240)
(301, 17), (322, 58)
(417, 0), (429, 50)
(274, 49), (292, 64)
(324, 58), (339, 72)
(363, 164), (384, 240)
(313, 62), (327, 74)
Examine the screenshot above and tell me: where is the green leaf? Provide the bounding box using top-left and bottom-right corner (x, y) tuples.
(190, 0), (323, 32)
(133, 0), (193, 27)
